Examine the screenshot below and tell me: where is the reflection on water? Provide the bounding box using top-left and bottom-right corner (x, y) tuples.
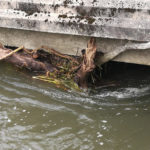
(0, 62), (150, 150)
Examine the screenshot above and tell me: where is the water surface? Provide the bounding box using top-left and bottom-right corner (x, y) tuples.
(0, 63), (150, 150)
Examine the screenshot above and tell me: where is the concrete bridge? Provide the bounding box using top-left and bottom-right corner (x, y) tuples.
(0, 0), (150, 65)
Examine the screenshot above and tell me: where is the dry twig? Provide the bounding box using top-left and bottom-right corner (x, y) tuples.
(0, 46), (24, 61)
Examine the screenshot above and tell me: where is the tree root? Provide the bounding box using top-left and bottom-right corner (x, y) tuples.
(29, 45), (79, 65)
(41, 46), (79, 64)
(76, 38), (97, 88)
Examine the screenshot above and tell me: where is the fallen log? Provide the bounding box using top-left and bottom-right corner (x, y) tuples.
(0, 47), (57, 73)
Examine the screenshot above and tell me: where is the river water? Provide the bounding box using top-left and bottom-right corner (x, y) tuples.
(0, 62), (150, 150)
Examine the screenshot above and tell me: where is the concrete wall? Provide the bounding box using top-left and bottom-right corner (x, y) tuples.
(0, 0), (150, 66)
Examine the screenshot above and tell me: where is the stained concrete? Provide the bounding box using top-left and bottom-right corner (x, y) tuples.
(0, 0), (150, 41)
(0, 0), (150, 66)
(1, 27), (150, 66)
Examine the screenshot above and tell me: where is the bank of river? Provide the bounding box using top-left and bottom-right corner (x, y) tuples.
(0, 62), (150, 150)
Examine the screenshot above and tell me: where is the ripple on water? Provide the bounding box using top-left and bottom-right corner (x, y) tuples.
(1, 64), (150, 150)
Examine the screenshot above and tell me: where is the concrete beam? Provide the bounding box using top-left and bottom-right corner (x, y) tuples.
(0, 0), (150, 66)
(0, 0), (150, 41)
(1, 27), (150, 66)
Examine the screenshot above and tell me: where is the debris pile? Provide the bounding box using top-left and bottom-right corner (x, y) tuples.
(0, 38), (150, 90)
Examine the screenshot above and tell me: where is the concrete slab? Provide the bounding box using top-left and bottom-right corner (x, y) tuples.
(0, 0), (150, 66)
(0, 0), (150, 41)
(1, 27), (150, 66)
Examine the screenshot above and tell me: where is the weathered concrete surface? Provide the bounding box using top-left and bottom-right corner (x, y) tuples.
(1, 27), (150, 66)
(0, 0), (150, 66)
(0, 0), (150, 41)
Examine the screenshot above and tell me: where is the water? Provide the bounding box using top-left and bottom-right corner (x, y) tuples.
(0, 62), (150, 150)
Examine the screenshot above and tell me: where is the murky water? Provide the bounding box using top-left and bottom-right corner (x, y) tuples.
(0, 62), (150, 150)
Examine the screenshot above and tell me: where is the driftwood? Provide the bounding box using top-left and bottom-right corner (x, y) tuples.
(76, 38), (97, 88)
(1, 40), (150, 89)
(0, 47), (57, 73)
